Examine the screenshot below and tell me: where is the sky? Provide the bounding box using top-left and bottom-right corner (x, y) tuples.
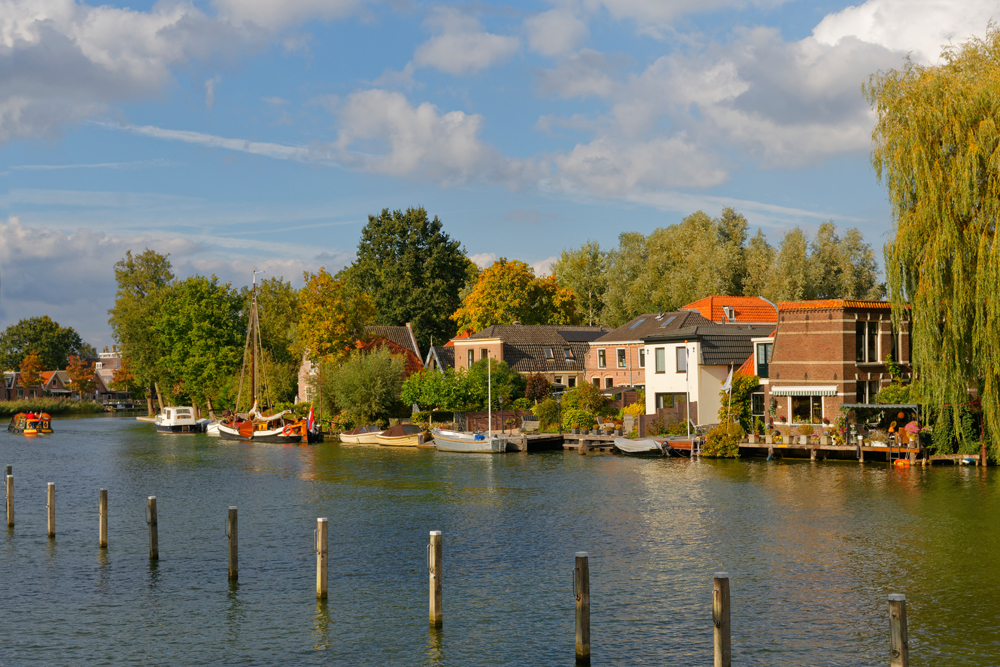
(0, 0), (995, 348)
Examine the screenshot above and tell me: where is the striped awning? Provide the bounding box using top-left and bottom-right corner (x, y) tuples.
(771, 386), (837, 396)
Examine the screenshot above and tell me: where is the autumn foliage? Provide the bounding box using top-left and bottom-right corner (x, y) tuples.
(19, 350), (44, 388)
(451, 258), (580, 333)
(298, 269), (375, 363)
(66, 355), (97, 396)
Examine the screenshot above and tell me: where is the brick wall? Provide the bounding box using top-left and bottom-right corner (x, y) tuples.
(584, 342), (646, 387)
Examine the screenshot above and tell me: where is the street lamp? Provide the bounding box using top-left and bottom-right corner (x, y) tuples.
(556, 393), (562, 435)
(499, 395), (504, 434)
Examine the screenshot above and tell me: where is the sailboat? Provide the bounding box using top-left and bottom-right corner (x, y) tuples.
(432, 353), (509, 453)
(217, 271), (317, 444)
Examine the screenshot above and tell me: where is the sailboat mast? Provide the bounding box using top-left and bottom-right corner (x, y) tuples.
(488, 353), (492, 440)
(250, 280), (256, 409)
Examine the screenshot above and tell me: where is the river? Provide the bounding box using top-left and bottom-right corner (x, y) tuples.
(1, 416), (996, 665)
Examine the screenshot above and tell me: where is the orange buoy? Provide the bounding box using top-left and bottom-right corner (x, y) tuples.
(893, 459), (910, 468)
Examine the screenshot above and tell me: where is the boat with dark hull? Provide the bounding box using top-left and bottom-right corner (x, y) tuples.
(216, 271), (318, 445)
(8, 412), (53, 436)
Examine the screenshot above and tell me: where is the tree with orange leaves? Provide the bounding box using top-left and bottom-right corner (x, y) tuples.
(297, 268), (375, 363)
(19, 350), (44, 388)
(66, 354), (98, 397)
(451, 258), (580, 333)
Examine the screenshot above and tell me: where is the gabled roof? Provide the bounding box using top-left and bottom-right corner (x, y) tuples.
(593, 311), (713, 343)
(457, 324), (611, 374)
(463, 324), (609, 344)
(366, 325), (421, 359)
(425, 346), (455, 372)
(777, 299), (894, 311)
(736, 354), (755, 376)
(682, 296), (778, 324)
(642, 324), (775, 366)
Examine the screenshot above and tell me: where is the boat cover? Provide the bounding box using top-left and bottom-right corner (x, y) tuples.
(379, 424), (423, 437)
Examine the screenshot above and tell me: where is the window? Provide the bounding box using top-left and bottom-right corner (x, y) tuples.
(630, 318), (647, 329)
(676, 346), (687, 373)
(791, 395), (823, 423)
(891, 325), (898, 362)
(568, 377), (576, 388)
(639, 349), (645, 367)
(856, 321), (879, 363)
(751, 392), (765, 418)
(661, 316), (677, 327)
(605, 377), (614, 388)
(481, 349), (489, 361)
(544, 347), (554, 360)
(598, 349), (606, 368)
(856, 379), (881, 404)
(592, 377), (600, 387)
(555, 376), (563, 385)
(655, 393), (686, 409)
(756, 343), (773, 378)
(564, 348), (575, 360)
(468, 350), (474, 367)
(655, 348), (666, 373)
(617, 349), (626, 368)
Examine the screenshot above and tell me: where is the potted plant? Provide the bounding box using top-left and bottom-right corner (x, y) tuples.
(764, 429), (774, 444)
(797, 424), (814, 445)
(571, 423), (580, 435)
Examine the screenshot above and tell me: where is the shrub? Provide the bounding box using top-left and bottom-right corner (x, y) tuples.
(525, 373), (551, 403)
(532, 397), (560, 429)
(623, 402), (645, 418)
(703, 422), (743, 457)
(562, 408), (596, 430)
(562, 384), (609, 414)
(798, 424), (814, 436)
(0, 398), (104, 418)
(511, 397), (533, 411)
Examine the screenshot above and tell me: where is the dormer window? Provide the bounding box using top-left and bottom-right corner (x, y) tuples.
(544, 348), (554, 360)
(723, 306), (736, 322)
(563, 348), (574, 360)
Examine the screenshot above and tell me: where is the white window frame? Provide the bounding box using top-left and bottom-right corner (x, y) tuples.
(654, 348), (665, 374)
(675, 346), (687, 373)
(616, 348), (627, 368)
(597, 349), (606, 368)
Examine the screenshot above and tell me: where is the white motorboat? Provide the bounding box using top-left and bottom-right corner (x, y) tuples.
(432, 428), (508, 453)
(339, 424), (383, 444)
(154, 407), (202, 434)
(613, 437), (667, 456)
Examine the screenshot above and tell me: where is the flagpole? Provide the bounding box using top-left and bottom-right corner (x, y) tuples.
(685, 342), (691, 438)
(726, 364), (733, 430)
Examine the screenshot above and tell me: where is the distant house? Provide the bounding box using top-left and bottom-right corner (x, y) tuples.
(642, 322), (774, 426)
(763, 299), (911, 425)
(451, 324), (610, 388)
(1, 366), (106, 402)
(681, 296), (778, 326)
(296, 323), (424, 404)
(425, 345), (455, 372)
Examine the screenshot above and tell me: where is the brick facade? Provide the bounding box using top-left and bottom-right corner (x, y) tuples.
(765, 300), (911, 425)
(583, 343), (646, 388)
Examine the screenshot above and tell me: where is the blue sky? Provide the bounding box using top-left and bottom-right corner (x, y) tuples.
(0, 0), (994, 347)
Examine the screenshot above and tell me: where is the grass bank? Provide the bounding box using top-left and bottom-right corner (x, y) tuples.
(0, 399), (105, 418)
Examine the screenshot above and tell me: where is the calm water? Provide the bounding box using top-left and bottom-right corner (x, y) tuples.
(1, 417), (998, 665)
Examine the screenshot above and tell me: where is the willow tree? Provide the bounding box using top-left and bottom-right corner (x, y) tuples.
(864, 29), (1000, 455)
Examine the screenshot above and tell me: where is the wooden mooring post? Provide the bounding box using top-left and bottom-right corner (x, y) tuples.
(98, 489), (108, 548)
(6, 473), (13, 527)
(713, 572), (731, 667)
(428, 530), (443, 627)
(227, 506), (238, 580)
(316, 518), (328, 599)
(46, 483), (55, 538)
(574, 552), (591, 665)
(147, 496), (158, 560)
(888, 594), (909, 667)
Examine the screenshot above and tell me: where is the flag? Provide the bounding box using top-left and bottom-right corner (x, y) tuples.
(722, 367), (733, 393)
(307, 405), (315, 432)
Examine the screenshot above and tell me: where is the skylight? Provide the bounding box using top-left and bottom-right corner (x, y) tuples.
(563, 348), (574, 359)
(544, 348), (554, 359)
(629, 318), (647, 329)
(660, 316), (676, 327)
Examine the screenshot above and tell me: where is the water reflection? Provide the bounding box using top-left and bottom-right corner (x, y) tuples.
(312, 600), (332, 651)
(97, 549), (111, 594)
(226, 580), (244, 639)
(426, 626), (444, 666)
(148, 558), (160, 591)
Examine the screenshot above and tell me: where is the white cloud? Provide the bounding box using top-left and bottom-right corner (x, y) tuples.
(469, 252), (497, 268)
(413, 10), (519, 75)
(537, 49), (628, 99)
(205, 76), (221, 110)
(582, 0), (791, 34)
(531, 256), (558, 277)
(813, 0), (995, 64)
(211, 0), (364, 28)
(525, 9), (588, 56)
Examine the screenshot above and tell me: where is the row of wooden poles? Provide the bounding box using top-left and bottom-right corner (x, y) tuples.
(4, 468), (911, 666)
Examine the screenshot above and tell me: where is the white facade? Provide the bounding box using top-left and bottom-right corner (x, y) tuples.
(643, 340), (733, 426)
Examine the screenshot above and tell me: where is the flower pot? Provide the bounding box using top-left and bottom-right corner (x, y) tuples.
(819, 435), (830, 446)
(764, 435), (773, 444)
(615, 429), (623, 436)
(571, 428), (579, 434)
(748, 434), (758, 444)
(798, 435), (808, 445)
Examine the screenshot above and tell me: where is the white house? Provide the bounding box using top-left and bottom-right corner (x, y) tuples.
(642, 322), (774, 427)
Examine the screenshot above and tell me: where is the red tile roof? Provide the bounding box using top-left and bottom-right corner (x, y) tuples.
(682, 296), (778, 324)
(736, 354), (755, 376)
(777, 299), (895, 311)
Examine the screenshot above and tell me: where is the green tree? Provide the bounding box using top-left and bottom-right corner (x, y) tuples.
(525, 372), (551, 403)
(451, 259), (580, 332)
(108, 249), (174, 395)
(742, 229), (775, 297)
(466, 358), (526, 410)
(553, 240), (607, 326)
(239, 277), (300, 404)
(864, 29), (1000, 455)
(0, 316), (87, 371)
(401, 367), (483, 411)
(718, 374), (760, 433)
(766, 228), (809, 301)
(341, 207), (471, 352)
(602, 231), (653, 327)
(807, 222), (884, 300)
(151, 275), (244, 404)
(319, 347), (404, 425)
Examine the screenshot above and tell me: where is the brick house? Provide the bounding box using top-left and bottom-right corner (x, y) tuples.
(763, 299), (911, 426)
(585, 297), (776, 390)
(296, 323), (423, 403)
(451, 324), (610, 388)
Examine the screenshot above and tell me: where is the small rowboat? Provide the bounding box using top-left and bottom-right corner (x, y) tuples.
(432, 428), (508, 453)
(339, 424), (383, 444)
(376, 424), (429, 447)
(614, 437), (667, 456)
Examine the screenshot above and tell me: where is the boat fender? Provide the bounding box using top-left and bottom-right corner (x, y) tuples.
(283, 425), (295, 436)
(474, 434), (485, 441)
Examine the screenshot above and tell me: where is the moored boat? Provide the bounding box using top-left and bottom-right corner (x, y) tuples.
(376, 424), (428, 447)
(614, 437), (667, 456)
(432, 428), (508, 453)
(339, 424), (383, 444)
(154, 406), (202, 434)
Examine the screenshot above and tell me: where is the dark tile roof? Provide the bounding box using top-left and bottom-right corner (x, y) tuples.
(464, 324), (610, 374)
(642, 324), (774, 366)
(594, 311), (714, 343)
(426, 346), (455, 371)
(366, 325), (420, 359)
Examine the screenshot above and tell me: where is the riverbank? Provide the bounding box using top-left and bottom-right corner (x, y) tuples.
(0, 398), (104, 417)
